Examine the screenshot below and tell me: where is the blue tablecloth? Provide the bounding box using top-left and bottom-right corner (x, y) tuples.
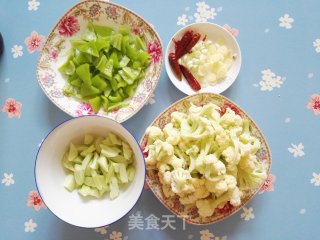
(1, 0), (319, 239)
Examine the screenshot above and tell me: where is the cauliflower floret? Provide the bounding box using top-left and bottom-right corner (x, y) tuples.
(196, 186), (243, 217)
(180, 187), (210, 205)
(222, 146), (236, 165)
(215, 129), (231, 149)
(146, 126), (164, 144)
(195, 154), (226, 177)
(170, 168), (195, 194)
(220, 108), (243, 128)
(196, 198), (216, 217)
(163, 123), (181, 145)
(205, 174), (237, 197)
(237, 155), (267, 190)
(229, 187), (242, 206)
(145, 140), (174, 166)
(159, 171), (172, 185)
(168, 155), (185, 169)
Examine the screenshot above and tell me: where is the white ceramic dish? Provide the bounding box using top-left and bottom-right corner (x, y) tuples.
(35, 115), (145, 228)
(140, 93), (271, 225)
(37, 0), (163, 123)
(165, 22), (241, 95)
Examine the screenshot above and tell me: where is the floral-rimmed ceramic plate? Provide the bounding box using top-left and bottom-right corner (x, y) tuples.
(140, 93), (271, 225)
(36, 0), (162, 123)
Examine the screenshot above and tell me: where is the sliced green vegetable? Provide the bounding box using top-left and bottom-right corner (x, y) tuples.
(59, 22), (151, 113)
(61, 132), (136, 200)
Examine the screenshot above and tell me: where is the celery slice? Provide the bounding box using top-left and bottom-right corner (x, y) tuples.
(118, 163), (128, 183)
(64, 174), (76, 192)
(68, 142), (78, 161)
(109, 176), (119, 199)
(97, 155), (109, 172)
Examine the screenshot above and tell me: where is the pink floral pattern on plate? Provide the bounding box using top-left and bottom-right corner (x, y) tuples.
(37, 0), (162, 123)
(58, 15), (80, 37)
(26, 191), (46, 211)
(259, 174), (276, 193)
(1, 98), (22, 118)
(140, 93), (272, 225)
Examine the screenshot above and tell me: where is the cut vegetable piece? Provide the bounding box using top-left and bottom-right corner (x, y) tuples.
(74, 164), (85, 185)
(76, 64), (91, 85)
(108, 91), (122, 103)
(122, 142), (133, 160)
(80, 84), (100, 98)
(89, 152), (99, 169)
(84, 134), (94, 145)
(127, 165), (136, 182)
(80, 145), (95, 156)
(93, 25), (114, 37)
(119, 55), (130, 68)
(89, 96), (102, 113)
(109, 176), (119, 199)
(78, 185), (100, 198)
(111, 33), (123, 51)
(109, 132), (122, 145)
(64, 174), (76, 192)
(97, 155), (109, 172)
(108, 102), (128, 111)
(92, 75), (108, 91)
(59, 60), (75, 75)
(68, 142), (78, 161)
(100, 145), (120, 158)
(118, 163), (128, 183)
(82, 22), (96, 42)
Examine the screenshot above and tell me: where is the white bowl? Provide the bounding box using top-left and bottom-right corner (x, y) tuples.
(35, 115), (145, 228)
(165, 22), (241, 95)
(36, 0), (163, 123)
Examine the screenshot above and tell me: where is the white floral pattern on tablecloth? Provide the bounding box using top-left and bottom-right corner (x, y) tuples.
(257, 69), (285, 91)
(279, 14), (294, 29)
(310, 172), (320, 186)
(288, 143), (305, 158)
(1, 173), (15, 186)
(24, 219), (37, 232)
(240, 207), (255, 221)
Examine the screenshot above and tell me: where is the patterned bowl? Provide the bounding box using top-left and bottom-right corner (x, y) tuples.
(140, 93), (271, 225)
(36, 0), (162, 122)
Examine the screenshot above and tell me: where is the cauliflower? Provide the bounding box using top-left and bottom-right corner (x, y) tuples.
(220, 108), (243, 128)
(205, 174), (237, 197)
(237, 154), (267, 190)
(159, 171), (172, 185)
(143, 102), (267, 218)
(196, 186), (243, 217)
(180, 187), (210, 205)
(170, 168), (195, 194)
(215, 129), (231, 149)
(145, 140), (174, 166)
(195, 154), (226, 178)
(163, 123), (180, 145)
(146, 126), (164, 144)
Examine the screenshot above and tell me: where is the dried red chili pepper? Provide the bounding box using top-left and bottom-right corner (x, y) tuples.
(180, 64), (201, 91)
(185, 33), (201, 54)
(175, 30), (194, 58)
(168, 53), (182, 80)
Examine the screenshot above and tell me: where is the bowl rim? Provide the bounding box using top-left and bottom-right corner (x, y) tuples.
(34, 115), (146, 228)
(165, 22), (242, 95)
(36, 0), (164, 123)
(140, 92), (272, 225)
